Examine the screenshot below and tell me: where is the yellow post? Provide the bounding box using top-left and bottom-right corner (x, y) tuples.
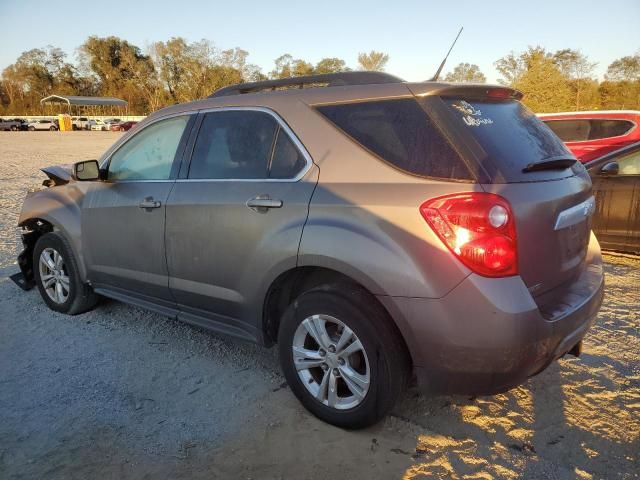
(58, 114), (72, 132)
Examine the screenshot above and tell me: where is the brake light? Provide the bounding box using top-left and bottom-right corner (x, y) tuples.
(420, 193), (518, 277)
(486, 88), (513, 99)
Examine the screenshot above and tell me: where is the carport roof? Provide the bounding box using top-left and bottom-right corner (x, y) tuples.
(40, 95), (127, 106)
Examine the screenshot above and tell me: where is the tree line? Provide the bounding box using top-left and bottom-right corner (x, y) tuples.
(0, 35), (638, 115)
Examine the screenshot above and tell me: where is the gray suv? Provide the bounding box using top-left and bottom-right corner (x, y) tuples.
(16, 72), (604, 428)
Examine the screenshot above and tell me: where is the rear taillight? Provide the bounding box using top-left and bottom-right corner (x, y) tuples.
(420, 193), (518, 277)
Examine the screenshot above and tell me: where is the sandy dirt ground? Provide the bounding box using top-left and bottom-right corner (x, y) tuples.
(0, 132), (638, 479)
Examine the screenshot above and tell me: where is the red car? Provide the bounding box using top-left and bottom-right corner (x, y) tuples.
(111, 121), (138, 132)
(539, 111), (640, 163)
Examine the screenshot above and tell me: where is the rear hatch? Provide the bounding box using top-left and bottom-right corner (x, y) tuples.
(413, 87), (594, 301)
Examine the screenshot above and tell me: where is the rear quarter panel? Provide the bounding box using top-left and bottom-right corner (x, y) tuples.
(292, 104), (476, 298)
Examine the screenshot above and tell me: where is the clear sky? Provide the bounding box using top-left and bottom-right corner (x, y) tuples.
(1, 0), (638, 83)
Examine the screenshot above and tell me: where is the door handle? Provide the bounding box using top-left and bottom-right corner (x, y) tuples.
(246, 195), (283, 213)
(139, 197), (162, 209)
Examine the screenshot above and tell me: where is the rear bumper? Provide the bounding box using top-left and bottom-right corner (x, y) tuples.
(378, 232), (604, 395)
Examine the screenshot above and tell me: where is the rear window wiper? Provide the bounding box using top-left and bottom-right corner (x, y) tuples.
(522, 156), (577, 173)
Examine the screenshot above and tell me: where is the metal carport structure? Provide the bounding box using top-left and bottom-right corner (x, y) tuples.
(40, 95), (128, 116)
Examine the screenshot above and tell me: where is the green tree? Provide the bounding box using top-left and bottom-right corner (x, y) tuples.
(315, 57), (348, 74)
(357, 51), (389, 71)
(552, 49), (598, 110)
(598, 54), (640, 109)
(444, 63), (486, 83)
(605, 53), (640, 81)
(512, 50), (572, 112)
(495, 47), (572, 112)
(270, 54), (315, 78)
(79, 36), (157, 112)
(0, 46), (80, 113)
(150, 38), (243, 105)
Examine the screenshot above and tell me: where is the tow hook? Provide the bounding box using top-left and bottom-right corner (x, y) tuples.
(567, 341), (582, 358)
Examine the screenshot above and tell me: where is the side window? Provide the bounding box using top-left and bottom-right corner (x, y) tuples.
(618, 150), (640, 175)
(544, 119), (590, 142)
(189, 110), (277, 179)
(316, 99), (472, 180)
(269, 129), (307, 178)
(108, 115), (189, 181)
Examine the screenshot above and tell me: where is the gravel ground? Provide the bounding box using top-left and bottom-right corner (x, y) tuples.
(0, 132), (638, 479)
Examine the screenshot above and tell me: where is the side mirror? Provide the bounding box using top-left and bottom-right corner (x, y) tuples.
(599, 161), (619, 176)
(74, 160), (100, 181)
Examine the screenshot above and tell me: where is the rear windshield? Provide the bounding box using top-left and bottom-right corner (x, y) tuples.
(543, 118), (635, 142)
(315, 99), (473, 180)
(436, 97), (574, 182)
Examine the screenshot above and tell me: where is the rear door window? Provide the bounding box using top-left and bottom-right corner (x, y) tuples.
(315, 99), (473, 180)
(189, 110), (277, 179)
(269, 128), (307, 179)
(189, 110), (307, 180)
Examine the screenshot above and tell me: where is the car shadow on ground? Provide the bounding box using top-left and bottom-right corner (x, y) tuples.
(399, 254), (639, 479)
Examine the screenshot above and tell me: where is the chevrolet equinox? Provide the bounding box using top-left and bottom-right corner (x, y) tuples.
(15, 72), (604, 428)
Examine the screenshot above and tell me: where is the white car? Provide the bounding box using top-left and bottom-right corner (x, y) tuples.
(103, 118), (122, 130)
(27, 120), (58, 131)
(88, 119), (108, 131)
(71, 117), (90, 130)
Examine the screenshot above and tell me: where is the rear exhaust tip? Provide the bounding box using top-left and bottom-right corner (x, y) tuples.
(567, 341), (582, 358)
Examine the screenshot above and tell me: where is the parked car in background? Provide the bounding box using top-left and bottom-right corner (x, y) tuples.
(111, 121), (138, 132)
(0, 118), (24, 131)
(27, 119), (58, 131)
(586, 141), (640, 254)
(539, 111), (640, 163)
(15, 72), (604, 428)
(103, 118), (121, 130)
(88, 119), (108, 131)
(72, 117), (90, 130)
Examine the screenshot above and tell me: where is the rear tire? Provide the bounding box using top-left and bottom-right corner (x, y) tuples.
(11, 125), (17, 131)
(33, 232), (98, 315)
(278, 284), (410, 429)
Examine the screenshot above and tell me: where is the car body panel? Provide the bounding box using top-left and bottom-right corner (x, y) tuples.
(166, 167), (319, 341)
(381, 231), (603, 394)
(481, 169), (593, 299)
(18, 182), (90, 280)
(587, 142), (640, 254)
(82, 181), (176, 301)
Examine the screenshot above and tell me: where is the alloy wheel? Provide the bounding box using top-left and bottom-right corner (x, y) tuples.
(38, 247), (70, 304)
(292, 314), (370, 410)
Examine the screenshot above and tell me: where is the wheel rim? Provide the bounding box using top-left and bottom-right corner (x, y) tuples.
(38, 247), (70, 304)
(292, 314), (370, 410)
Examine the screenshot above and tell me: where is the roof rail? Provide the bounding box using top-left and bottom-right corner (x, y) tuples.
(209, 71), (404, 98)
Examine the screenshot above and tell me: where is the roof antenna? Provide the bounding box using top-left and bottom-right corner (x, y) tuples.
(429, 26), (464, 82)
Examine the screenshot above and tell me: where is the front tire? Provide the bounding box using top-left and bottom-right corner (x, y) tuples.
(33, 232), (98, 315)
(28, 126), (35, 131)
(278, 284), (410, 429)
